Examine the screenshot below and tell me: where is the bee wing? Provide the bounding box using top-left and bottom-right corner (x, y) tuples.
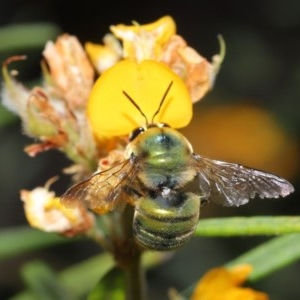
(193, 153), (294, 206)
(61, 159), (139, 213)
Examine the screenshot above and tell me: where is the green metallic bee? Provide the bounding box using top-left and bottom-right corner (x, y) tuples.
(62, 82), (294, 251)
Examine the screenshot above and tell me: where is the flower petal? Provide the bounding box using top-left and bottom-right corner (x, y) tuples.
(85, 34), (122, 73)
(20, 179), (94, 237)
(191, 264), (269, 300)
(160, 35), (224, 102)
(1, 56), (31, 118)
(87, 59), (192, 139)
(43, 34), (95, 109)
(110, 15), (176, 61)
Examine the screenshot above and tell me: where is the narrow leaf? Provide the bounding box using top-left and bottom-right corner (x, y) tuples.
(195, 216), (300, 236)
(11, 251), (169, 299)
(181, 234), (300, 298)
(21, 261), (72, 300)
(11, 253), (115, 300)
(0, 227), (69, 260)
(59, 252), (115, 297)
(227, 233), (300, 281)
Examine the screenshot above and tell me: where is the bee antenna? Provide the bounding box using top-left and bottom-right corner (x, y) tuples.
(151, 81), (173, 123)
(122, 90), (149, 125)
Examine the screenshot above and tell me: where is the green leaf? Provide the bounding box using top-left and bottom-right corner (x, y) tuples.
(11, 250), (168, 299)
(87, 268), (125, 300)
(21, 261), (72, 300)
(12, 253), (115, 300)
(0, 227), (69, 260)
(195, 216), (300, 236)
(59, 252), (115, 297)
(0, 23), (61, 52)
(227, 233), (300, 281)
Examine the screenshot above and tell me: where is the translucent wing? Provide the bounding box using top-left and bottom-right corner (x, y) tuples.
(193, 153), (294, 206)
(61, 159), (139, 214)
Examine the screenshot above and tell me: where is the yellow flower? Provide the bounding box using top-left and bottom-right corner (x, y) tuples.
(20, 179), (94, 237)
(191, 264), (269, 300)
(111, 15), (176, 61)
(85, 15), (222, 103)
(87, 59), (192, 140)
(85, 34), (122, 73)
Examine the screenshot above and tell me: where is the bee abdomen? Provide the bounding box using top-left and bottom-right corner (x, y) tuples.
(133, 192), (200, 251)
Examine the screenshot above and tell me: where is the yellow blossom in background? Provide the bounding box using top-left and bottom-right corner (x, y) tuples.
(183, 104), (299, 180)
(191, 264), (269, 300)
(20, 179), (95, 237)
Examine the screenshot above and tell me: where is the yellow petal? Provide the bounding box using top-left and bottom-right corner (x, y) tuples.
(85, 34), (122, 73)
(191, 264), (269, 300)
(110, 15), (176, 61)
(87, 59), (192, 140)
(222, 288), (269, 300)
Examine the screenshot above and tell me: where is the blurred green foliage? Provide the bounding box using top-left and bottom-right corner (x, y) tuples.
(0, 23), (61, 52)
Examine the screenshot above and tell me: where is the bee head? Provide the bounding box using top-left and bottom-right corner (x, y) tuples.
(129, 123), (170, 141)
(123, 81), (173, 141)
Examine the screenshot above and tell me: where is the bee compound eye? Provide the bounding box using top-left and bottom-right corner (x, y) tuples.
(129, 127), (145, 141)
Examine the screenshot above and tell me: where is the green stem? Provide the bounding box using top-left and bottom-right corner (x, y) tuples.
(124, 250), (146, 300)
(116, 206), (146, 300)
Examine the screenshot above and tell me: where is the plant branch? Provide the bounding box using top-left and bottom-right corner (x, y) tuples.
(116, 206), (146, 300)
(124, 250), (146, 300)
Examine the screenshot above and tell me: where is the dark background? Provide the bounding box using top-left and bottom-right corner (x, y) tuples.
(0, 0), (300, 299)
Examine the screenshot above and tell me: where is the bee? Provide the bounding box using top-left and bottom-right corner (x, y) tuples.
(62, 82), (294, 251)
